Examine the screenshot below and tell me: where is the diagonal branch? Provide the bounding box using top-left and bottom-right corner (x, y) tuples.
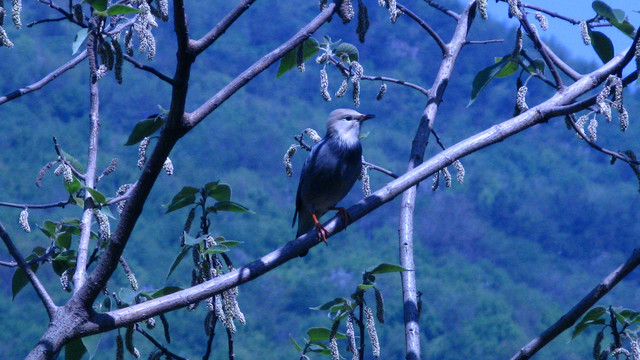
(74, 30), (101, 291)
(186, 3), (337, 127)
(510, 248), (640, 360)
(77, 29), (633, 338)
(397, 3), (447, 53)
(0, 221), (57, 318)
(0, 50), (87, 106)
(123, 55), (174, 85)
(189, 0), (258, 55)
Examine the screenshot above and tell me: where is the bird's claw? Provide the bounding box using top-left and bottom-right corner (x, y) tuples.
(312, 213), (329, 246)
(330, 206), (352, 229)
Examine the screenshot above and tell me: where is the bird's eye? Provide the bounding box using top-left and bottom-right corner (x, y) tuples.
(345, 116), (353, 121)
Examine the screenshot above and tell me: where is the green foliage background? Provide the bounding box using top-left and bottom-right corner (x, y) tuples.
(0, 0), (639, 359)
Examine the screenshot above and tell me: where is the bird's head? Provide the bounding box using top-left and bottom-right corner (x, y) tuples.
(325, 109), (375, 147)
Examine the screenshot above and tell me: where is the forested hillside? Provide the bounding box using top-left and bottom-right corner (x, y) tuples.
(0, 0), (639, 359)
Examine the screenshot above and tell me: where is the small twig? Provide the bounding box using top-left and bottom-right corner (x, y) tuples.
(0, 199), (72, 209)
(226, 327), (235, 360)
(397, 3), (447, 54)
(189, 0), (258, 56)
(328, 56), (430, 96)
(135, 324), (188, 360)
(465, 39), (504, 45)
(519, 16), (563, 88)
(202, 314), (218, 360)
(521, 2), (579, 24)
(35, 0), (86, 27)
(0, 50), (88, 106)
(423, 0), (459, 20)
(0, 221), (57, 318)
(27, 16), (68, 27)
(53, 137), (86, 181)
(123, 55), (175, 85)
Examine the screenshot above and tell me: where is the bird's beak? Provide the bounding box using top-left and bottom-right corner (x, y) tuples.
(359, 114), (375, 122)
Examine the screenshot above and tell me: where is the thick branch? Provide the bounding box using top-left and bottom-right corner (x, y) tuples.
(398, 2), (476, 358)
(76, 19), (633, 337)
(189, 0), (258, 55)
(510, 248), (640, 360)
(74, 31), (101, 291)
(0, 50), (87, 106)
(0, 221), (57, 318)
(186, 3), (337, 127)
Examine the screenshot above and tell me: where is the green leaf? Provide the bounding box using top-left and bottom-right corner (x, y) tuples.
(468, 55), (513, 106)
(572, 318), (606, 339)
(151, 286), (183, 298)
(64, 177), (83, 195)
(72, 28), (89, 55)
(306, 327), (347, 341)
(84, 0), (107, 12)
(368, 263), (408, 274)
(619, 309), (640, 321)
(276, 38), (319, 78)
(589, 30), (614, 63)
(65, 337), (87, 360)
(218, 240), (243, 247)
(494, 56), (520, 78)
(106, 4), (144, 15)
(527, 59), (546, 74)
(289, 335), (303, 352)
(206, 183), (231, 201)
(165, 186), (199, 213)
(57, 232), (72, 249)
(52, 257), (73, 276)
(61, 150), (85, 173)
(81, 334), (102, 359)
(592, 1), (635, 38)
(582, 306), (607, 322)
(118, 288), (139, 305)
(213, 201), (251, 213)
(310, 298), (348, 311)
(86, 188), (106, 204)
(166, 245), (192, 280)
(182, 232), (201, 246)
(334, 43), (359, 62)
(592, 1), (619, 22)
(357, 284), (375, 290)
(12, 263), (38, 299)
(203, 244), (230, 254)
(124, 115), (166, 146)
(44, 220), (57, 237)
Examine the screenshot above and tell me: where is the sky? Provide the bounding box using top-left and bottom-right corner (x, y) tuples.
(486, 0), (639, 65)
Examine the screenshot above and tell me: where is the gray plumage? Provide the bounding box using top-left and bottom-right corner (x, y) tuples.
(293, 109), (374, 255)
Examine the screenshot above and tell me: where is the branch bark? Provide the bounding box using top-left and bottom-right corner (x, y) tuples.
(510, 248), (640, 360)
(73, 38), (634, 338)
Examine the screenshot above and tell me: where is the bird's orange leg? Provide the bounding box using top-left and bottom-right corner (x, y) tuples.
(330, 206), (351, 229)
(312, 213), (329, 245)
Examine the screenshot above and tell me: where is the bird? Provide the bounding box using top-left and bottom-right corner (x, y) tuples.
(293, 108), (375, 256)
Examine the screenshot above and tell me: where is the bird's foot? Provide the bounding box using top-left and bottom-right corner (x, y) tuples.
(312, 213), (329, 245)
(330, 206), (352, 229)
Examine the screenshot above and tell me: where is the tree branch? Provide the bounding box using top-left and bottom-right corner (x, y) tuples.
(0, 221), (57, 318)
(123, 55), (174, 85)
(186, 3), (337, 127)
(510, 248), (640, 360)
(189, 0), (258, 55)
(0, 50), (87, 106)
(424, 0), (459, 20)
(397, 2), (447, 54)
(74, 29), (101, 292)
(0, 199), (72, 209)
(75, 10), (635, 337)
